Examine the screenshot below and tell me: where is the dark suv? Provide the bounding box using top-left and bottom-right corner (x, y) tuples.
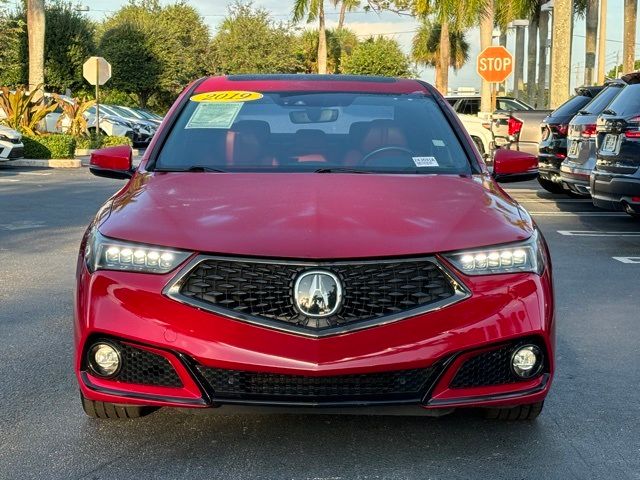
(592, 82), (640, 217)
(560, 82), (626, 196)
(538, 86), (604, 193)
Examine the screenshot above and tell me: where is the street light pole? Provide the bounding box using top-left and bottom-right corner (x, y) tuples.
(596, 0), (607, 83)
(549, 0), (573, 108)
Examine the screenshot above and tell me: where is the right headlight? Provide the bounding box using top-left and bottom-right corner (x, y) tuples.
(85, 227), (192, 274)
(444, 230), (545, 275)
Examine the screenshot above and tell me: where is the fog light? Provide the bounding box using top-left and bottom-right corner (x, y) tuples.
(511, 345), (542, 378)
(89, 342), (121, 377)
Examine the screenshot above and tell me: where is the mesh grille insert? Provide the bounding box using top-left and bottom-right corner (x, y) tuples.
(177, 258), (456, 331)
(197, 366), (435, 403)
(115, 342), (183, 387)
(450, 342), (544, 389)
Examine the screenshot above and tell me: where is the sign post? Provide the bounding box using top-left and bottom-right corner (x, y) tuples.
(83, 57), (112, 144)
(476, 46), (513, 111)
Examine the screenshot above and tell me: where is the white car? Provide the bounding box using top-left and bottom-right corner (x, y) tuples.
(456, 113), (494, 160)
(0, 125), (24, 162)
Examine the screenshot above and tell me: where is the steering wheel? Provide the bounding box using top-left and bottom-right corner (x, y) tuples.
(361, 146), (414, 165)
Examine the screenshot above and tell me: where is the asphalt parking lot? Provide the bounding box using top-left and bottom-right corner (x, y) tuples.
(1, 165), (639, 480)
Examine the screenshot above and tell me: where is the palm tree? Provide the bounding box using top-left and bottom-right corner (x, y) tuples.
(414, 0), (485, 94)
(27, 0), (45, 99)
(294, 0), (328, 74)
(412, 19), (470, 88)
(332, 0), (360, 29)
(623, 0), (637, 73)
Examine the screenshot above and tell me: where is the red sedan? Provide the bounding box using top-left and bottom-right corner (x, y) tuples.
(76, 75), (554, 420)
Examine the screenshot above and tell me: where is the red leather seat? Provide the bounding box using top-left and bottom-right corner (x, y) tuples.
(344, 120), (409, 166)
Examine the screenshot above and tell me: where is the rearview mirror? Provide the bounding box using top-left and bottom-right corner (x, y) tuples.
(492, 149), (538, 183)
(89, 145), (134, 180)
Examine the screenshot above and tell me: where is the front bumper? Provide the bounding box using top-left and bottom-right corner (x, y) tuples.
(75, 260), (555, 412)
(590, 170), (640, 213)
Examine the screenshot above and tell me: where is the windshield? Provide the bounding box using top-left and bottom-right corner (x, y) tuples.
(497, 98), (533, 111)
(550, 95), (592, 118)
(605, 84), (640, 116)
(581, 85), (624, 115)
(154, 91), (472, 174)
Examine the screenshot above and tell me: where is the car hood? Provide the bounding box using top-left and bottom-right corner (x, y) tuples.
(0, 124), (21, 139)
(100, 173), (532, 259)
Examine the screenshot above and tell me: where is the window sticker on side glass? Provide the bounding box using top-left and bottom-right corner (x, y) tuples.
(185, 102), (243, 129)
(412, 156), (439, 167)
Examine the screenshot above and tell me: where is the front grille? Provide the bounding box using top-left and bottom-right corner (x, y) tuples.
(115, 342), (182, 387)
(175, 257), (457, 333)
(8, 147), (24, 159)
(450, 341), (544, 389)
(197, 365), (435, 404)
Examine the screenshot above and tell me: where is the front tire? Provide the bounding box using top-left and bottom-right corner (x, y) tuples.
(81, 395), (159, 419)
(537, 176), (566, 194)
(484, 401), (544, 421)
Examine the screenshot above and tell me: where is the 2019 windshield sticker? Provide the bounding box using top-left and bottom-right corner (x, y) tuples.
(190, 91), (263, 102)
(185, 102), (243, 129)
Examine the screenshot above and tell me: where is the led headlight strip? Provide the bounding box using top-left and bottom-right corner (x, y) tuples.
(444, 230), (544, 275)
(85, 228), (191, 274)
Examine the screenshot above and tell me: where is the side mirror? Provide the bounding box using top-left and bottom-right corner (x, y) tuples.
(89, 145), (134, 180)
(492, 149), (538, 183)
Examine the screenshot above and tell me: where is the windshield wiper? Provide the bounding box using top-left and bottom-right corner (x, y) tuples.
(155, 165), (227, 173)
(314, 167), (372, 174)
(577, 109), (590, 115)
(602, 108), (618, 116)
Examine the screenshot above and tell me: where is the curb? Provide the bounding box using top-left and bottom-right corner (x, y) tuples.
(10, 158), (83, 168)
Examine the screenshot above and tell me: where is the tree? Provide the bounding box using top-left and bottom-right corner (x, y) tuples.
(331, 0), (360, 29)
(341, 36), (413, 77)
(27, 0), (45, 98)
(42, 1), (95, 92)
(414, 0), (486, 94)
(412, 19), (470, 81)
(98, 23), (161, 108)
(98, 0), (210, 109)
(0, 0), (22, 86)
(298, 27), (358, 73)
(623, 0), (637, 73)
(211, 3), (302, 75)
(293, 0), (328, 74)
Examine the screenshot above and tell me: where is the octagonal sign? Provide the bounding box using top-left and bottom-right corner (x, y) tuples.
(477, 46), (513, 83)
(83, 57), (111, 86)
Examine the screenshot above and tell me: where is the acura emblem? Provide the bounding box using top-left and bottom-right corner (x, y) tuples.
(294, 270), (343, 318)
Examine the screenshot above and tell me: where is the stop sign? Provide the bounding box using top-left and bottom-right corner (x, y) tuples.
(83, 57), (111, 86)
(476, 46), (513, 83)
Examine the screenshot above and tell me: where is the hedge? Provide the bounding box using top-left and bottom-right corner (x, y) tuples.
(75, 135), (132, 150)
(22, 134), (76, 159)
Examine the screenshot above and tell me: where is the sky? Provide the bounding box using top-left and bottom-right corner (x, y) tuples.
(24, 0), (637, 93)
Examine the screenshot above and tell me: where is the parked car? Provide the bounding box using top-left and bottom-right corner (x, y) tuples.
(591, 82), (640, 218)
(445, 95), (534, 116)
(560, 82), (626, 196)
(111, 105), (162, 128)
(77, 74), (554, 421)
(456, 113), (494, 160)
(0, 125), (24, 162)
(101, 104), (156, 146)
(537, 86), (605, 193)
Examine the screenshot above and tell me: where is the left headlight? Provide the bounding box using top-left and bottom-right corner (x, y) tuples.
(443, 230), (545, 276)
(85, 228), (192, 274)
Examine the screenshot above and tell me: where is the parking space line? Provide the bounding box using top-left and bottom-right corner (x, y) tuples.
(0, 178), (20, 182)
(613, 257), (640, 264)
(529, 212), (627, 217)
(0, 221), (46, 231)
(558, 230), (640, 237)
